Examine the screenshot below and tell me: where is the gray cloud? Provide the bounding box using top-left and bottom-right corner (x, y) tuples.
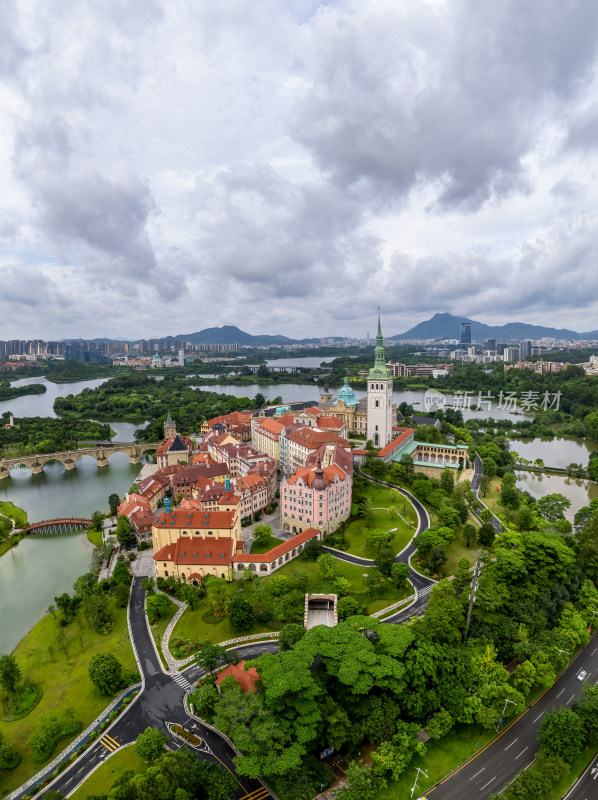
(295, 0), (598, 209)
(2, 0), (598, 338)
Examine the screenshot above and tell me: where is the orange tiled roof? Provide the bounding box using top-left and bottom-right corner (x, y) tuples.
(287, 428), (349, 449)
(316, 415), (344, 428)
(154, 537), (234, 565)
(233, 528), (320, 563)
(378, 427), (415, 458)
(215, 661), (260, 693)
(255, 418), (284, 436)
(153, 509), (236, 530)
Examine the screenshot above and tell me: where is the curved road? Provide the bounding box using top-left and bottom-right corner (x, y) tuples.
(34, 579), (276, 800)
(28, 470), (435, 800)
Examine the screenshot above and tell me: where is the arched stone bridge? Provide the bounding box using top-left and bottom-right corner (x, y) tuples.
(0, 442), (160, 480)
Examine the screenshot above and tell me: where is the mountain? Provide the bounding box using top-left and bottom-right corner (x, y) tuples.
(391, 313), (598, 341)
(175, 325), (293, 346)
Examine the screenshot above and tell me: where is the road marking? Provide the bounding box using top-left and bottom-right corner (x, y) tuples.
(504, 739), (517, 750)
(566, 694), (575, 705)
(239, 787), (270, 799)
(557, 688), (565, 698)
(515, 747), (528, 760)
(470, 768), (485, 780)
(480, 778), (496, 791)
(100, 734), (119, 752)
(533, 712), (544, 723)
(592, 648), (597, 656)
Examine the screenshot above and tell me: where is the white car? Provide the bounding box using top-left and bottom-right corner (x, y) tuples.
(577, 670), (587, 682)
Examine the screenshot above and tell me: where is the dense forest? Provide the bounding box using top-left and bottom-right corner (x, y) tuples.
(202, 485), (598, 800)
(0, 381), (46, 401)
(53, 374), (259, 439)
(0, 416), (112, 456)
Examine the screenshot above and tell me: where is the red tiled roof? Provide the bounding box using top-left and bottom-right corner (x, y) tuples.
(153, 509), (236, 530)
(286, 464), (347, 488)
(316, 415), (344, 428)
(255, 418), (284, 436)
(154, 537), (234, 565)
(378, 427), (415, 458)
(286, 428), (349, 449)
(215, 661), (260, 693)
(303, 406), (321, 416)
(233, 528), (320, 563)
(156, 434), (192, 456)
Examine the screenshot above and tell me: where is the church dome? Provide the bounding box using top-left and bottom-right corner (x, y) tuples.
(333, 378), (359, 407)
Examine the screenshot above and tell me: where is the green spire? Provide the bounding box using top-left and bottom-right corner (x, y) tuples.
(369, 312), (391, 380)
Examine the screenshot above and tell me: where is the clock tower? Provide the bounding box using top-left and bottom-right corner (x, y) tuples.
(367, 314), (393, 448)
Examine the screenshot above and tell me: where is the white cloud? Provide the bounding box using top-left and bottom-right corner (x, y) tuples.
(2, 0), (598, 339)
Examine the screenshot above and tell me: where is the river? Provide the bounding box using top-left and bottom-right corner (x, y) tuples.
(194, 383), (530, 421)
(0, 531), (95, 653)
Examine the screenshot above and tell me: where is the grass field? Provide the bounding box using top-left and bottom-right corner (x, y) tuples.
(443, 528), (477, 576)
(0, 501), (28, 528)
(70, 744), (147, 799)
(148, 596), (178, 668)
(374, 723), (496, 799)
(250, 535), (281, 554)
(170, 556), (408, 651)
(87, 527), (103, 548)
(0, 602), (137, 797)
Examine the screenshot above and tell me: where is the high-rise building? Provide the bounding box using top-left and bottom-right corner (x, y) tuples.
(367, 315), (393, 448)
(520, 340), (532, 359)
(460, 322), (472, 345)
(484, 338), (497, 351)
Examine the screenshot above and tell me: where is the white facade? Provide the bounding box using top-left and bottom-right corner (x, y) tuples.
(366, 378), (394, 448)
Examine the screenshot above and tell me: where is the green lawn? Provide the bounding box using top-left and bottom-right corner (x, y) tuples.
(443, 529), (477, 576)
(250, 535), (281, 554)
(70, 744), (147, 799)
(87, 527), (103, 548)
(148, 596), (179, 668)
(0, 602), (137, 797)
(374, 723), (496, 799)
(343, 514), (414, 559)
(0, 501), (28, 528)
(170, 557), (407, 651)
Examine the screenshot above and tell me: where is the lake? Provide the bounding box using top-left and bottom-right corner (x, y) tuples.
(511, 436), (598, 469)
(0, 375), (111, 419)
(265, 356), (336, 370)
(195, 383), (530, 421)
(0, 531), (94, 653)
(516, 471), (598, 517)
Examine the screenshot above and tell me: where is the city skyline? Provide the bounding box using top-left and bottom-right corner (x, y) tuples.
(2, 1), (598, 339)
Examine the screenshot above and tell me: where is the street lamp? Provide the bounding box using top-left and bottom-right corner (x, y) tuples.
(411, 766), (428, 798)
(496, 698), (517, 732)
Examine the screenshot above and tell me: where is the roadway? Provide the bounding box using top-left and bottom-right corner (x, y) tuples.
(426, 632), (598, 798)
(564, 751), (598, 800)
(35, 578), (274, 800)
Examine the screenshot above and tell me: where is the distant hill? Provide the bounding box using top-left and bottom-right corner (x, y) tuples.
(391, 313), (598, 341)
(175, 325), (294, 346)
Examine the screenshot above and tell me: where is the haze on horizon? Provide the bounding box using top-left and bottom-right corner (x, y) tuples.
(2, 0), (598, 341)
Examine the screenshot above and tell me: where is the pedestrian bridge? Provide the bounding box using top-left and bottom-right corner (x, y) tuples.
(19, 518), (92, 534)
(0, 442), (160, 480)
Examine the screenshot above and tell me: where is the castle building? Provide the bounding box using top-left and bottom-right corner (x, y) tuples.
(367, 315), (394, 447)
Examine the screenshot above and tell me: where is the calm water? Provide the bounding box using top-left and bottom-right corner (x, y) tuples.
(265, 356), (336, 370)
(0, 453), (150, 522)
(0, 375), (110, 418)
(0, 531), (94, 653)
(511, 437), (598, 469)
(196, 384), (530, 421)
(516, 471), (598, 517)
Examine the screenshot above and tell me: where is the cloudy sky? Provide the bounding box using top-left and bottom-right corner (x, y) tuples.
(2, 0), (598, 340)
